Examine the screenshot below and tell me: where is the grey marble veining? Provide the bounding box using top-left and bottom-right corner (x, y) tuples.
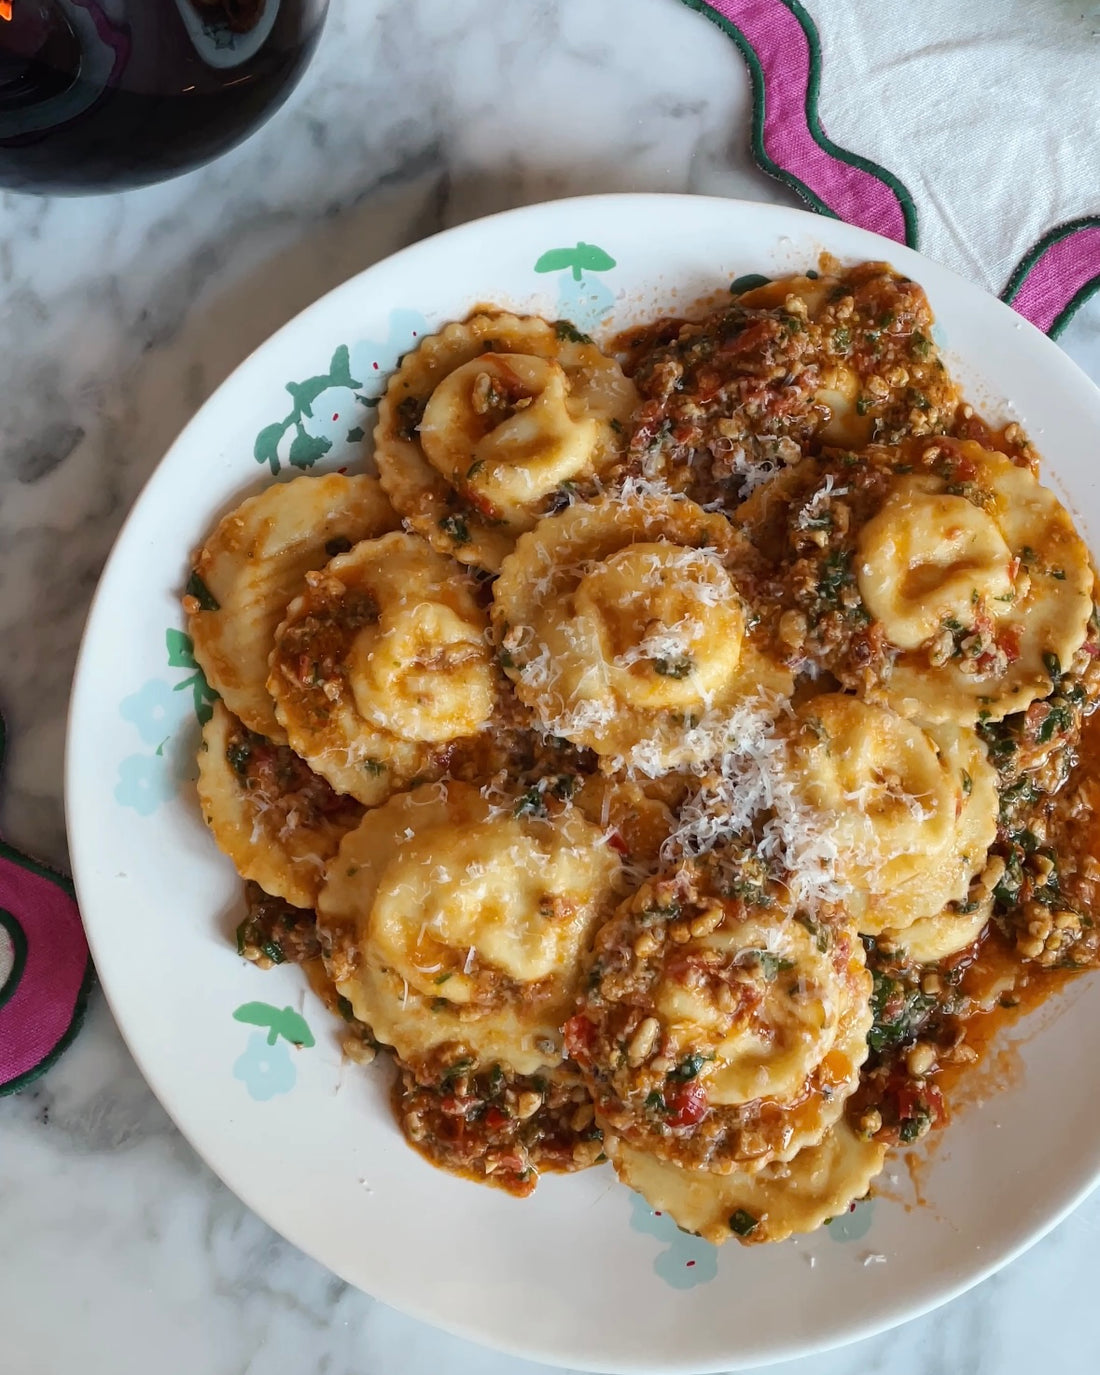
(2, 2), (1100, 1373)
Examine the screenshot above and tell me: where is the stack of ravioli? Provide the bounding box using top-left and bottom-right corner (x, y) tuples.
(187, 272), (1094, 1245)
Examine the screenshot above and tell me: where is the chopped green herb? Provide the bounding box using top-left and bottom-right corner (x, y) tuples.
(551, 774), (577, 800)
(654, 654), (694, 679)
(961, 770), (972, 796)
(832, 326), (851, 352)
(645, 1089), (667, 1112)
(466, 459), (485, 480)
(729, 1209), (758, 1237)
(439, 514), (471, 544)
(186, 570), (220, 612)
(434, 972), (453, 985)
(261, 939), (286, 965)
(336, 995), (356, 1021)
(514, 787), (547, 818)
(363, 758), (386, 776)
(554, 320), (593, 344)
(667, 1052), (709, 1082)
(1043, 652), (1062, 682)
(743, 950), (795, 981)
(226, 738), (252, 777)
(641, 902), (681, 925)
(910, 331), (932, 359)
(729, 273), (771, 294)
(498, 648), (516, 670)
(899, 1110), (932, 1144)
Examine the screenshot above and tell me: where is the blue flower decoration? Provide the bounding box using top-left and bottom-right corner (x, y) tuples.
(556, 273), (618, 335)
(629, 1192), (719, 1288)
(114, 752), (177, 817)
(350, 308), (431, 401)
(827, 1199), (875, 1243)
(233, 1030), (297, 1101)
(120, 677), (192, 746)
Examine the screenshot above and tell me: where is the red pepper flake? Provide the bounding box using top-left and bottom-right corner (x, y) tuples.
(372, 362), (379, 370)
(332, 412), (339, 422)
(686, 1260), (696, 1268)
(606, 830), (629, 856)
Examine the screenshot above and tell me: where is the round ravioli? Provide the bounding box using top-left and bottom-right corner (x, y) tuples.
(735, 441), (1092, 727)
(856, 443), (1093, 723)
(565, 862), (872, 1174)
(267, 532), (498, 804)
(316, 781), (622, 1074)
(197, 701), (364, 908)
(186, 473), (399, 741)
(611, 1120), (886, 1245)
(492, 491), (793, 770)
(374, 312), (636, 572)
(788, 695), (997, 934)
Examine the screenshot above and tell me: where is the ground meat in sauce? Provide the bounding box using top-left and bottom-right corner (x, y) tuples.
(226, 719), (365, 834)
(395, 1049), (602, 1196)
(621, 262), (959, 511)
(236, 882), (321, 968)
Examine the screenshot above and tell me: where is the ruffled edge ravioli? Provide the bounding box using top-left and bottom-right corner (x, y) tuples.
(569, 868), (873, 1174)
(374, 312), (637, 572)
(788, 695), (998, 934)
(267, 531), (498, 805)
(611, 1121), (887, 1246)
(492, 491), (793, 768)
(316, 780), (622, 1074)
(859, 443), (1093, 724)
(196, 701), (363, 909)
(187, 473), (399, 742)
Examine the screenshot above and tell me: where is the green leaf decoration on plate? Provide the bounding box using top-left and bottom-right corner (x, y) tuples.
(535, 242), (617, 281)
(253, 345), (363, 474)
(165, 629), (219, 725)
(233, 1001), (316, 1048)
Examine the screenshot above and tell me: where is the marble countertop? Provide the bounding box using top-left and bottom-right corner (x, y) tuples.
(4, 2), (1100, 1373)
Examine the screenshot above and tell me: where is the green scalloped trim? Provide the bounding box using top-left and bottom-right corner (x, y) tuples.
(1001, 216), (1100, 339)
(681, 0), (919, 250)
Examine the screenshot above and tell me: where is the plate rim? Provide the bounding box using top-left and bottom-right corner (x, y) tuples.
(64, 192), (1100, 1374)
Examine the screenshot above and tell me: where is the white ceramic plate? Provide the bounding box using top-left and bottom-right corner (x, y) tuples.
(67, 195), (1100, 1373)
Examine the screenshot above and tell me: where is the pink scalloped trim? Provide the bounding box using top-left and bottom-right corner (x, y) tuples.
(0, 856), (88, 1087)
(1010, 226), (1100, 336)
(707, 0), (909, 244)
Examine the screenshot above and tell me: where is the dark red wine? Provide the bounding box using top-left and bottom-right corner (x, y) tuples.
(0, 0), (328, 193)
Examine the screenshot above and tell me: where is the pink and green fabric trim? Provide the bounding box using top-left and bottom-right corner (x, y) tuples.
(682, 0), (1100, 340)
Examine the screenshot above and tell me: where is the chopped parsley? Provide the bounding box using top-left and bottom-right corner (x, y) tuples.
(729, 1209), (758, 1237)
(186, 570), (220, 611)
(654, 654), (694, 679)
(554, 320), (593, 344)
(867, 971), (935, 1054)
(667, 1052), (710, 1083)
(513, 788), (547, 818)
(438, 514), (471, 544)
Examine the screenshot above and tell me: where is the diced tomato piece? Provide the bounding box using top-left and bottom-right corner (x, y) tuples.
(606, 830), (629, 856)
(563, 1014), (595, 1064)
(483, 1106), (510, 1131)
(665, 1080), (708, 1127)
